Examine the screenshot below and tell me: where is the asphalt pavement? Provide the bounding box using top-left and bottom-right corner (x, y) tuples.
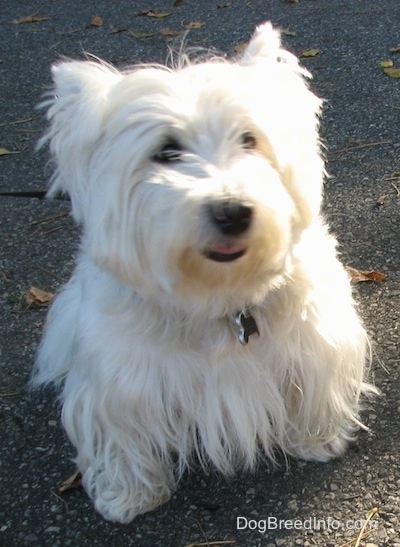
(1, 1), (400, 546)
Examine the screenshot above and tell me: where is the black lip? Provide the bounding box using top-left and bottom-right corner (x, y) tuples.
(207, 249), (246, 262)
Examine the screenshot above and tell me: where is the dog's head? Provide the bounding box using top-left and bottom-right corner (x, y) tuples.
(42, 22), (324, 313)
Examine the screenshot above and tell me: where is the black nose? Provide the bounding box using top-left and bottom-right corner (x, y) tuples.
(208, 200), (253, 236)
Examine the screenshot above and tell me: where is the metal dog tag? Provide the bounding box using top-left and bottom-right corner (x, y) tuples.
(235, 308), (259, 344)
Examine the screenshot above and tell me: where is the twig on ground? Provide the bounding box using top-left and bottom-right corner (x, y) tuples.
(391, 182), (400, 197)
(0, 115), (42, 128)
(331, 140), (391, 155)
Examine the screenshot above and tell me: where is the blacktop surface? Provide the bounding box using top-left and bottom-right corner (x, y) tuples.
(1, 1), (400, 546)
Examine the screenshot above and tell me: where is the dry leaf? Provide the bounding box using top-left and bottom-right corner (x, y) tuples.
(346, 266), (386, 284)
(389, 45), (400, 53)
(376, 194), (387, 206)
(383, 67), (400, 78)
(184, 21), (204, 30)
(380, 60), (393, 68)
(137, 9), (171, 18)
(110, 27), (128, 34)
(300, 48), (320, 58)
(288, 0), (299, 3)
(147, 11), (170, 18)
(90, 15), (103, 27)
(173, 0), (185, 5)
(234, 41), (249, 54)
(11, 14), (49, 24)
(0, 147), (13, 156)
(26, 286), (54, 307)
(159, 29), (180, 37)
(129, 31), (154, 39)
(218, 2), (232, 7)
(281, 28), (296, 36)
(59, 471), (82, 493)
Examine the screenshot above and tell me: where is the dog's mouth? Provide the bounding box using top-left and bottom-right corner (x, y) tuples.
(205, 242), (247, 262)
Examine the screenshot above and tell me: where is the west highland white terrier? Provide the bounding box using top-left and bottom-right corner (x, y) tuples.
(32, 22), (375, 523)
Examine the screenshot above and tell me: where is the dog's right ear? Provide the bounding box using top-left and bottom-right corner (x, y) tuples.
(40, 60), (122, 222)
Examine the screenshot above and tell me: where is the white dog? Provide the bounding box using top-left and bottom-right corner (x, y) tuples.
(32, 22), (375, 523)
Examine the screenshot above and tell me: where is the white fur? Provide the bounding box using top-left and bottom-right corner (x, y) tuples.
(32, 22), (375, 523)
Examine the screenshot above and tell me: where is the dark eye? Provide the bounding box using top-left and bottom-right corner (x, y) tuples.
(153, 140), (183, 163)
(241, 132), (257, 150)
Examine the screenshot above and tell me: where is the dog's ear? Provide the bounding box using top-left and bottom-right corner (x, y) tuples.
(240, 22), (305, 74)
(40, 60), (121, 222)
(239, 23), (323, 224)
(240, 22), (282, 65)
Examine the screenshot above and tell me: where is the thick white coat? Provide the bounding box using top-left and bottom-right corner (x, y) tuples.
(32, 23), (375, 523)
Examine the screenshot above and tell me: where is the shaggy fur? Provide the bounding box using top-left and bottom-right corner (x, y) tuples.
(32, 22), (375, 523)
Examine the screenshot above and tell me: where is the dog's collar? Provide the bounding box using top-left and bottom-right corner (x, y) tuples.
(234, 308), (259, 345)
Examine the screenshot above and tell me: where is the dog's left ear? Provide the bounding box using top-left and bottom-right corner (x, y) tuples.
(240, 22), (282, 64)
(240, 22), (305, 74)
(239, 22), (324, 225)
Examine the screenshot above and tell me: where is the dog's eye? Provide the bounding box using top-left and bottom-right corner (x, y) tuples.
(153, 141), (183, 163)
(241, 132), (257, 150)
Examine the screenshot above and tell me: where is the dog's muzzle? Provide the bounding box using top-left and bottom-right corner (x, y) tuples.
(205, 200), (253, 262)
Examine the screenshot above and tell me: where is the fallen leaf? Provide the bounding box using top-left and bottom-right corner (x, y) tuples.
(11, 14), (49, 24)
(288, 0), (299, 3)
(136, 9), (171, 18)
(173, 0), (185, 5)
(380, 60), (393, 68)
(218, 2), (232, 7)
(110, 27), (128, 34)
(184, 21), (204, 29)
(389, 45), (400, 53)
(383, 66), (400, 78)
(148, 11), (170, 18)
(376, 193), (387, 206)
(129, 31), (154, 39)
(346, 267), (386, 284)
(300, 48), (320, 58)
(159, 28), (180, 37)
(234, 41), (249, 54)
(281, 28), (296, 36)
(59, 471), (82, 493)
(0, 147), (14, 156)
(90, 15), (103, 27)
(26, 286), (54, 307)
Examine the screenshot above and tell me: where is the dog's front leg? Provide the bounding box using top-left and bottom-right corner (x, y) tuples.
(61, 379), (176, 523)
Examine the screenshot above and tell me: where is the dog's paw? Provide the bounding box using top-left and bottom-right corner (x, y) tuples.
(293, 426), (354, 463)
(92, 481), (172, 523)
(81, 463), (173, 523)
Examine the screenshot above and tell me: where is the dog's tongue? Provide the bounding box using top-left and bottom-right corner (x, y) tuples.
(207, 241), (247, 262)
(210, 242), (245, 255)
